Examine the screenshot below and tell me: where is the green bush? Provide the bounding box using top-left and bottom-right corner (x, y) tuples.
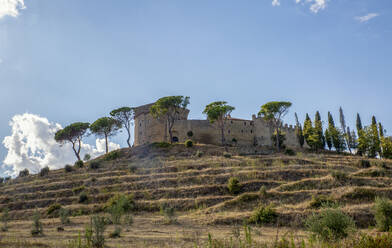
(89, 161), (100, 170)
(75, 160), (84, 168)
(185, 139), (193, 148)
(106, 194), (134, 213)
(358, 159), (371, 168)
(331, 170), (349, 181)
(152, 142), (171, 148)
(104, 151), (120, 161)
(46, 203), (62, 217)
(83, 153), (91, 161)
(128, 165), (137, 173)
(72, 185), (86, 195)
(64, 164), (73, 172)
(79, 192), (89, 204)
(90, 215), (106, 248)
(160, 204), (176, 224)
(309, 195), (336, 209)
(227, 177), (241, 195)
(259, 185), (268, 198)
(196, 150), (204, 158)
(19, 168), (29, 177)
(59, 208), (70, 225)
(1, 208), (9, 232)
(305, 208), (355, 241)
(374, 197), (392, 231)
(248, 204), (278, 225)
(284, 149), (296, 156)
(39, 166), (49, 177)
(223, 152), (232, 158)
(31, 211), (43, 236)
(109, 226), (121, 238)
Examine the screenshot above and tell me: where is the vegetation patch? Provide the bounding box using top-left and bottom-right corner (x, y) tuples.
(227, 177), (241, 195)
(373, 197), (392, 231)
(104, 150), (120, 161)
(305, 208), (355, 242)
(152, 142), (172, 148)
(248, 204), (278, 225)
(309, 195), (336, 209)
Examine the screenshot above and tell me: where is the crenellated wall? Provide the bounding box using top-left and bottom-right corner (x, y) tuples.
(134, 103), (303, 149)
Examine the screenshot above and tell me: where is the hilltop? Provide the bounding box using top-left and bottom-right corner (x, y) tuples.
(0, 143), (391, 247)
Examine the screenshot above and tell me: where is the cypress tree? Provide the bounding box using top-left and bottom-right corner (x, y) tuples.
(325, 129), (332, 150)
(327, 112), (345, 153)
(369, 116), (381, 158)
(356, 113), (363, 156)
(379, 123), (384, 137)
(339, 107), (350, 153)
(303, 114), (317, 150)
(314, 111), (325, 150)
(295, 113), (304, 148)
(328, 112), (335, 128)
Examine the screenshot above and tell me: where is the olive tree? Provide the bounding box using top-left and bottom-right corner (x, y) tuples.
(110, 107), (134, 148)
(90, 117), (121, 154)
(259, 101), (292, 152)
(55, 122), (90, 161)
(203, 101), (235, 146)
(150, 96), (190, 143)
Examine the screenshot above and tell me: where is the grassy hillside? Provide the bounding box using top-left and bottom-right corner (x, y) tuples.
(0, 143), (391, 247)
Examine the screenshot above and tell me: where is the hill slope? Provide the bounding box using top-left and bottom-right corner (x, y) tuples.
(0, 143), (391, 247)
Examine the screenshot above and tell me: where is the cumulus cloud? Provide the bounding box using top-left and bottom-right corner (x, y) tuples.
(0, 0), (25, 19)
(355, 13), (380, 23)
(272, 0), (281, 7)
(273, 0), (327, 13)
(2, 113), (120, 176)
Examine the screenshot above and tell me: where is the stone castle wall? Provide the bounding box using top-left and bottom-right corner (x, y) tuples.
(134, 103), (301, 149)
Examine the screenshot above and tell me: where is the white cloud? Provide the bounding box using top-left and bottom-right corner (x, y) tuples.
(355, 13), (380, 23)
(2, 113), (120, 176)
(272, 0), (327, 13)
(0, 0), (25, 19)
(272, 0), (281, 7)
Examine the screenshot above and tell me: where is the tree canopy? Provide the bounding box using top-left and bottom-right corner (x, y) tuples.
(90, 117), (121, 154)
(259, 101), (292, 152)
(54, 122), (90, 161)
(110, 107), (134, 148)
(203, 101), (235, 145)
(150, 96), (190, 143)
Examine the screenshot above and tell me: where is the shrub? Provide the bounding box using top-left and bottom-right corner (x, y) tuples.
(248, 204), (278, 225)
(152, 142), (171, 148)
(128, 165), (137, 173)
(109, 226), (121, 238)
(79, 192), (89, 204)
(31, 211), (43, 236)
(75, 160), (84, 168)
(39, 166), (49, 177)
(90, 215), (106, 248)
(196, 150), (204, 158)
(305, 208), (355, 241)
(72, 185), (86, 195)
(19, 168), (29, 177)
(331, 170), (349, 181)
(124, 214), (133, 225)
(84, 154), (91, 161)
(284, 149), (296, 156)
(1, 208), (9, 232)
(106, 194), (134, 213)
(358, 159), (371, 168)
(309, 195), (336, 209)
(59, 208), (70, 225)
(46, 203), (62, 217)
(223, 152), (232, 158)
(104, 151), (120, 161)
(160, 204), (176, 224)
(374, 197), (392, 231)
(89, 161), (100, 170)
(346, 188), (376, 201)
(227, 177), (241, 195)
(185, 139), (193, 148)
(64, 164), (73, 172)
(187, 131), (193, 137)
(259, 185), (268, 198)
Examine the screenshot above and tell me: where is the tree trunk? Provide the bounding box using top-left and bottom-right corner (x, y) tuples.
(275, 125), (280, 152)
(126, 126), (131, 148)
(221, 126), (225, 146)
(105, 133), (109, 154)
(72, 142), (81, 161)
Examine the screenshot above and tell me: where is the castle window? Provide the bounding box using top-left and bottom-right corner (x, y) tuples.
(231, 121), (233, 124)
(172, 136), (179, 143)
(228, 130), (231, 134)
(244, 122), (246, 126)
(251, 130), (253, 133)
(241, 130), (243, 133)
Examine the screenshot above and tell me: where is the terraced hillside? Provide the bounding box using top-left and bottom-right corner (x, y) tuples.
(0, 143), (391, 247)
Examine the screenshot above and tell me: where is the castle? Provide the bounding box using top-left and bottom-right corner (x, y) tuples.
(133, 102), (302, 149)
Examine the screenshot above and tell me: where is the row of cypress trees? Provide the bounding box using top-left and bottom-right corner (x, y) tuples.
(295, 108), (392, 159)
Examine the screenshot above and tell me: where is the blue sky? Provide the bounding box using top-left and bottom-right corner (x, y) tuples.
(0, 0), (391, 176)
